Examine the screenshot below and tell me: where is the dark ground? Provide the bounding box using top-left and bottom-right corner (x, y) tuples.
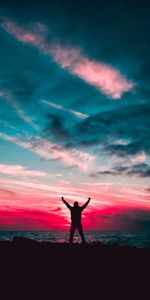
(0, 237), (150, 299)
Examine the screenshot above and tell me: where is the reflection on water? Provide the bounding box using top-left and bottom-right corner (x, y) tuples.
(0, 231), (150, 249)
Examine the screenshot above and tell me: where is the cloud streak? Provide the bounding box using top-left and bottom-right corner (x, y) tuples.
(0, 132), (95, 171)
(51, 44), (134, 99)
(1, 20), (46, 49)
(0, 164), (47, 177)
(1, 20), (134, 99)
(42, 99), (89, 119)
(90, 162), (150, 178)
(0, 90), (39, 130)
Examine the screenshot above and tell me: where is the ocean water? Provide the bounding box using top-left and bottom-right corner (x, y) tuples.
(0, 230), (150, 249)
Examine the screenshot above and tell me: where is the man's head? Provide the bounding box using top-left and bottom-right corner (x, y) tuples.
(74, 201), (79, 207)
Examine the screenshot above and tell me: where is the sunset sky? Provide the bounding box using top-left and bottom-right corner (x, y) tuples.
(0, 0), (150, 231)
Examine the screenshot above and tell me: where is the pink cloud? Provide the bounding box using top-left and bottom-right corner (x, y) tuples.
(50, 44), (134, 99)
(130, 151), (147, 165)
(0, 132), (95, 171)
(0, 164), (47, 177)
(32, 138), (95, 171)
(1, 20), (134, 99)
(1, 176), (150, 211)
(2, 20), (45, 49)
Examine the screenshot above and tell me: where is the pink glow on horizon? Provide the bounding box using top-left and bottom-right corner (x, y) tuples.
(0, 175), (150, 230)
(0, 203), (150, 231)
(0, 176), (149, 207)
(0, 208), (68, 230)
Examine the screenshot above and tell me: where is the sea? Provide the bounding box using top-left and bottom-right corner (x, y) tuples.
(0, 231), (150, 249)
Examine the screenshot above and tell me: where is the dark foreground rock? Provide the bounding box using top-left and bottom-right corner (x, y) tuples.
(0, 237), (150, 298)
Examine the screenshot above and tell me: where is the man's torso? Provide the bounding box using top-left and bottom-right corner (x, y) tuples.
(71, 207), (82, 224)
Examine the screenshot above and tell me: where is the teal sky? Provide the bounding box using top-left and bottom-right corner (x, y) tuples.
(0, 0), (150, 230)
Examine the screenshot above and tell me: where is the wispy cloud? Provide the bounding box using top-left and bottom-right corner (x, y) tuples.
(1, 176), (150, 210)
(1, 20), (46, 49)
(31, 138), (95, 171)
(42, 99), (89, 119)
(0, 188), (15, 196)
(0, 119), (16, 130)
(0, 132), (95, 171)
(1, 20), (134, 99)
(130, 151), (147, 165)
(51, 44), (134, 99)
(0, 163), (47, 177)
(90, 159), (150, 178)
(0, 90), (39, 130)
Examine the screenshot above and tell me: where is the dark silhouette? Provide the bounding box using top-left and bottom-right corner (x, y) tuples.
(1, 237), (149, 299)
(61, 197), (90, 243)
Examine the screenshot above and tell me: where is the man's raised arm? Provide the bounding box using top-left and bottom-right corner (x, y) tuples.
(61, 197), (71, 210)
(81, 198), (91, 210)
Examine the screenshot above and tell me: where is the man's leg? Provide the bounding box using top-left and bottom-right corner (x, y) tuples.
(77, 223), (86, 243)
(69, 223), (76, 243)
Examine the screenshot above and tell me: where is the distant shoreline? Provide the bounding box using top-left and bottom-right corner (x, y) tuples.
(0, 230), (150, 249)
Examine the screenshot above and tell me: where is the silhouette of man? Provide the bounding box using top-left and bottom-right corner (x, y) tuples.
(61, 197), (90, 243)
